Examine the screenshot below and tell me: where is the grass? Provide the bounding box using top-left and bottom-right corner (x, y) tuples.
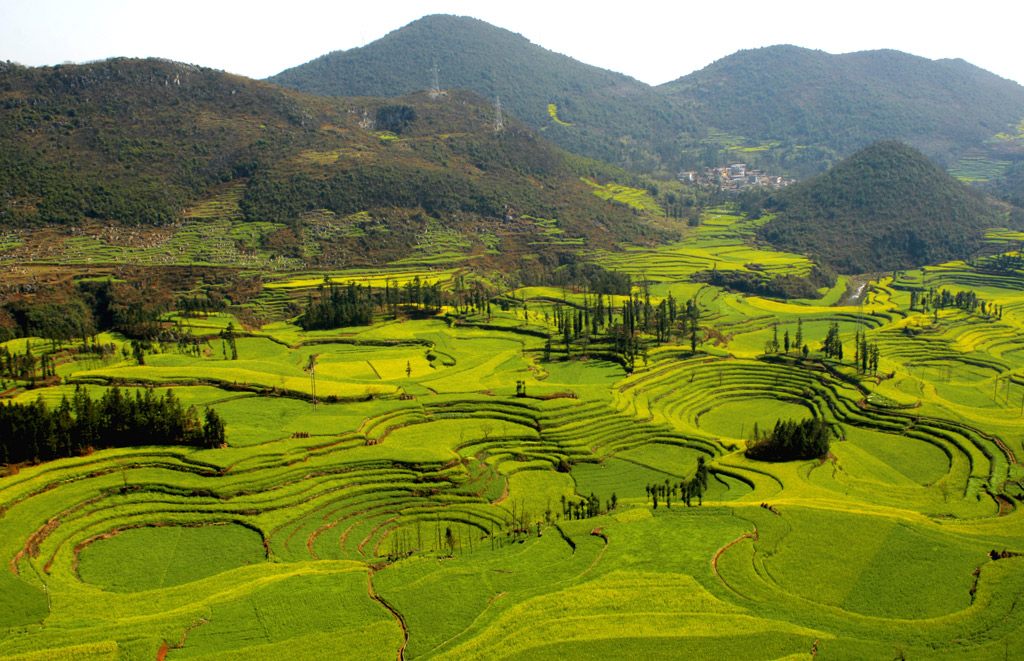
(77, 524), (266, 592)
(174, 570), (398, 659)
(840, 427), (950, 486)
(0, 572), (47, 630)
(753, 507), (981, 620)
(697, 399), (812, 439)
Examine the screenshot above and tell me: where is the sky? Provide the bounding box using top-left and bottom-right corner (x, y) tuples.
(2, 0), (1022, 87)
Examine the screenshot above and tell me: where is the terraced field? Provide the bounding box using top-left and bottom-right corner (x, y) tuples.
(3, 216), (1024, 659)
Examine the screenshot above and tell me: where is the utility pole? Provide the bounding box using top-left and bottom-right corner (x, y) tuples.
(494, 95), (504, 132)
(307, 354), (318, 411)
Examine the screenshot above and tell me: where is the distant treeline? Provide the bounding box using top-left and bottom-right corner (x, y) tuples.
(299, 263), (635, 332)
(0, 386), (225, 465)
(239, 166), (508, 224)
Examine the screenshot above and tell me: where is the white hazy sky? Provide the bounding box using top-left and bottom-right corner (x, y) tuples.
(2, 0), (1022, 86)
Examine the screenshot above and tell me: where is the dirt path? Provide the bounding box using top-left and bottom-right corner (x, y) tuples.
(490, 478), (510, 504)
(995, 494), (1015, 517)
(711, 527), (758, 599)
(989, 436), (1021, 466)
(156, 618), (208, 660)
(367, 568), (409, 661)
(578, 527), (609, 578)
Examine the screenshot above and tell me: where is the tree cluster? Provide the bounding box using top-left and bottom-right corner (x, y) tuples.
(298, 278), (446, 331)
(546, 263), (631, 296)
(745, 418), (831, 462)
(646, 457), (710, 508)
(559, 492), (605, 520)
(911, 287), (1002, 318)
(0, 386), (226, 465)
(374, 104), (417, 134)
(853, 329), (880, 374)
(821, 321), (844, 360)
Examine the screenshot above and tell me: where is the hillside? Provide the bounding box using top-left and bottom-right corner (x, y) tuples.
(758, 141), (1005, 273)
(267, 14), (695, 174)
(660, 46), (1024, 175)
(0, 57), (670, 267)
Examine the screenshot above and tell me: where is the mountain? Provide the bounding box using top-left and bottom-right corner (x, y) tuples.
(0, 58), (672, 267)
(271, 20), (1024, 181)
(758, 141), (1005, 273)
(660, 46), (1024, 175)
(267, 14), (695, 174)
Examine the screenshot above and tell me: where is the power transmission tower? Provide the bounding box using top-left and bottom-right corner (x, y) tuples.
(430, 62), (441, 95)
(494, 95), (504, 132)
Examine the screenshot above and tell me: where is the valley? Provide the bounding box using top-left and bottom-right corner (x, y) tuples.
(2, 18), (1024, 660)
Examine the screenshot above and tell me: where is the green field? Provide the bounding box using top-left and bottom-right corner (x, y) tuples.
(2, 210), (1024, 660)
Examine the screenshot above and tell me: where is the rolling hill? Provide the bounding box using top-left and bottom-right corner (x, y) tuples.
(758, 141), (1006, 273)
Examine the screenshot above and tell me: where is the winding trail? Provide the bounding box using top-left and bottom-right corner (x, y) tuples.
(711, 526), (758, 599)
(578, 527), (609, 578)
(156, 618), (208, 660)
(490, 478), (510, 505)
(995, 493), (1015, 517)
(367, 567), (409, 661)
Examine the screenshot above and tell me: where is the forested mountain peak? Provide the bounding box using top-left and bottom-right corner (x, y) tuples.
(271, 14), (627, 99)
(758, 141), (1006, 273)
(267, 14), (695, 173)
